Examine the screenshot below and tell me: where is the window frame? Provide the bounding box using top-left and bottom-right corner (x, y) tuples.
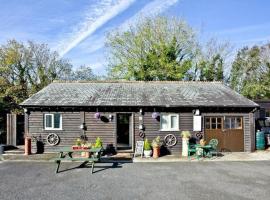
(160, 113), (179, 131)
(224, 116), (243, 130)
(44, 113), (62, 130)
(205, 117), (223, 130)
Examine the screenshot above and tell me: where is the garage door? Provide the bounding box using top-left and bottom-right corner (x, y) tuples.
(204, 116), (244, 152)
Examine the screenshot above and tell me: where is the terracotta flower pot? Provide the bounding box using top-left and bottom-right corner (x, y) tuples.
(153, 147), (160, 158)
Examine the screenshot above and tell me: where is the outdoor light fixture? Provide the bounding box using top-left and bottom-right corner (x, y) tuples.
(94, 112), (101, 119)
(109, 114), (113, 121)
(80, 123), (86, 130)
(139, 124), (145, 130)
(193, 109), (200, 116)
(139, 108), (143, 115)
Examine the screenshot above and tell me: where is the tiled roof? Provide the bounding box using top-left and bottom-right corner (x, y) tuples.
(20, 81), (258, 107)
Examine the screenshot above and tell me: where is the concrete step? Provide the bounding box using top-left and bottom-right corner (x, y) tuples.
(4, 150), (25, 155)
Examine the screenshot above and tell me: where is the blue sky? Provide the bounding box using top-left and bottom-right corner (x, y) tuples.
(1, 0), (270, 75)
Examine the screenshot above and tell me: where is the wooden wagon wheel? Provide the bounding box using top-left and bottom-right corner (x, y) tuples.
(46, 133), (60, 146)
(164, 134), (177, 147)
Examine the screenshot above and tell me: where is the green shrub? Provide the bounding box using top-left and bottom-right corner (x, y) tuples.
(152, 136), (162, 148)
(144, 138), (152, 150)
(94, 137), (103, 148)
(75, 138), (81, 146)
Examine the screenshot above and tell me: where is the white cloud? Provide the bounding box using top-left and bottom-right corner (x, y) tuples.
(76, 0), (180, 55)
(56, 0), (135, 57)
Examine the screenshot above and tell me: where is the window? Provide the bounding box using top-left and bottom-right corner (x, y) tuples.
(266, 110), (270, 118)
(160, 114), (179, 131)
(224, 117), (242, 129)
(205, 117), (222, 130)
(44, 113), (62, 130)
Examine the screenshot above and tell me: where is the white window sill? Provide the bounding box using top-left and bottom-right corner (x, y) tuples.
(159, 129), (180, 132)
(44, 128), (63, 131)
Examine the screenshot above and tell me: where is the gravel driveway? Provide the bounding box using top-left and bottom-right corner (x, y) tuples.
(0, 161), (269, 200)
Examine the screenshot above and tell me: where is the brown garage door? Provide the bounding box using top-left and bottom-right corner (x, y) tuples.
(204, 116), (244, 152)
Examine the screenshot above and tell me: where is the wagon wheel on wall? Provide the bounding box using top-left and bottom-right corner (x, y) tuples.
(46, 133), (60, 146)
(164, 134), (177, 147)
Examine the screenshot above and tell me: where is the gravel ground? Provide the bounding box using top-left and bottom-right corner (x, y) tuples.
(0, 161), (270, 200)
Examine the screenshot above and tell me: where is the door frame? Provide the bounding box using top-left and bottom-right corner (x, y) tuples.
(115, 112), (134, 151)
(203, 115), (244, 152)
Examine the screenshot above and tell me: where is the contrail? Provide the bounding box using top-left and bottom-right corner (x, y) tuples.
(80, 0), (180, 55)
(57, 0), (135, 57)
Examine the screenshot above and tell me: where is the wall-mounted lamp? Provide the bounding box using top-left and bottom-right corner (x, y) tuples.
(139, 124), (145, 130)
(109, 114), (114, 122)
(80, 123), (86, 130)
(193, 109), (200, 116)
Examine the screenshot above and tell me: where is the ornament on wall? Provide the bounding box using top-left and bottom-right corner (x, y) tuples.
(164, 134), (177, 147)
(46, 133), (60, 146)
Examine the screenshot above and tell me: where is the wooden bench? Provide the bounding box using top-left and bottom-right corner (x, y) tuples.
(54, 157), (99, 174)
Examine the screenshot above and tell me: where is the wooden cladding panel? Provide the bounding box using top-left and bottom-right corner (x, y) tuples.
(134, 112), (193, 155)
(85, 112), (115, 146)
(28, 111), (81, 152)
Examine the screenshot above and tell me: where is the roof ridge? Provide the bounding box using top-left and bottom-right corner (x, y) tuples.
(52, 80), (223, 84)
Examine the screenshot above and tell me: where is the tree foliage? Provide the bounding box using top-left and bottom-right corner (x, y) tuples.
(106, 16), (198, 81)
(72, 65), (97, 81)
(230, 44), (270, 99)
(0, 40), (97, 113)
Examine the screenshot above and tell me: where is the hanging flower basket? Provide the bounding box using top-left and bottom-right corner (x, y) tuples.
(94, 112), (101, 119)
(152, 112), (159, 119)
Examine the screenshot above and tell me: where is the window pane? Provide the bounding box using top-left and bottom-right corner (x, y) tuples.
(205, 118), (210, 129)
(224, 118), (230, 129)
(266, 110), (270, 118)
(231, 118), (236, 129)
(211, 118), (216, 129)
(45, 115), (52, 128)
(236, 118), (242, 129)
(217, 123), (222, 129)
(54, 114), (61, 128)
(161, 115), (168, 130)
(171, 116), (178, 129)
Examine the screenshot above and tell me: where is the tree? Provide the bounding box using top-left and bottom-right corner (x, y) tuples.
(229, 44), (270, 99)
(106, 16), (197, 81)
(0, 40), (73, 112)
(72, 65), (97, 81)
(187, 38), (231, 82)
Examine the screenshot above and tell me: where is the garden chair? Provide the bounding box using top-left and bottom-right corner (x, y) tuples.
(208, 139), (219, 158)
(188, 143), (197, 160)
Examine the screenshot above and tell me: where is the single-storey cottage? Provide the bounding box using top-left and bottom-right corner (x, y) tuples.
(20, 81), (259, 154)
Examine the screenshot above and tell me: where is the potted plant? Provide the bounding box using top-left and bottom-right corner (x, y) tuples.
(72, 138), (82, 150)
(143, 138), (152, 158)
(181, 131), (191, 157)
(152, 136), (162, 158)
(94, 137), (103, 148)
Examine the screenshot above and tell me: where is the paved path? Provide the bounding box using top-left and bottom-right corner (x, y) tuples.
(0, 161), (270, 200)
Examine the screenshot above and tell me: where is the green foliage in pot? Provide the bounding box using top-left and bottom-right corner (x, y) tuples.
(144, 138), (152, 150)
(75, 138), (82, 146)
(151, 136), (162, 148)
(181, 131), (191, 139)
(94, 137), (103, 148)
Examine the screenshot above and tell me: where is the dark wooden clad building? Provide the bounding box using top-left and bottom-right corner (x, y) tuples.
(20, 81), (258, 154)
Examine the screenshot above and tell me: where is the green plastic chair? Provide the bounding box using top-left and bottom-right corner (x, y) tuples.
(209, 139), (219, 157)
(188, 144), (197, 160)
